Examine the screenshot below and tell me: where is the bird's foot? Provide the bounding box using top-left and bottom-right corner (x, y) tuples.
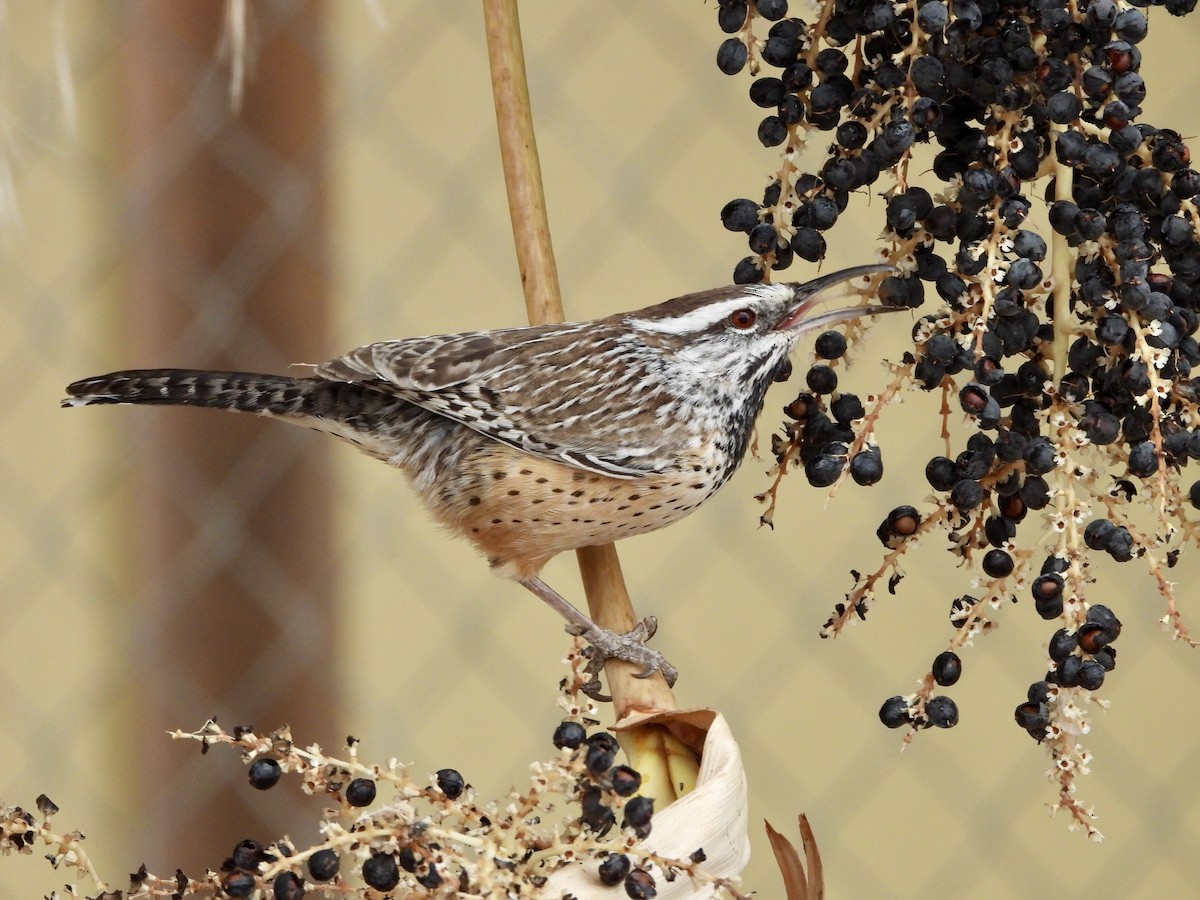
(518, 576), (679, 701)
(568, 616), (679, 701)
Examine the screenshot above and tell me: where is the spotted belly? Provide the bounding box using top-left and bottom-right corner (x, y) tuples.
(421, 441), (719, 581)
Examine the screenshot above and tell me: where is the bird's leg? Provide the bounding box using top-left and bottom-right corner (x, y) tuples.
(519, 576), (679, 699)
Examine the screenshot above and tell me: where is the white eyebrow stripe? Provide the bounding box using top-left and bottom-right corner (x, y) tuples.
(628, 284), (794, 335)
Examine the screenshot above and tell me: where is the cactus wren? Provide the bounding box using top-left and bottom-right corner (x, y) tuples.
(64, 264), (895, 691)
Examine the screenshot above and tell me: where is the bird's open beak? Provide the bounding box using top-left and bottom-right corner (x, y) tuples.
(774, 263), (901, 332)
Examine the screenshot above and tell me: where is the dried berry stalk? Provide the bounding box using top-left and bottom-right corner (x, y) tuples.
(1, 646), (749, 899)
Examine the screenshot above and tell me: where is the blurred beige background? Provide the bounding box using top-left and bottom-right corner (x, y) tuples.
(4, 2), (1200, 897)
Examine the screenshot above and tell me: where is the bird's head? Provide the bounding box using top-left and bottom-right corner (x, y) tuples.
(626, 264), (901, 389)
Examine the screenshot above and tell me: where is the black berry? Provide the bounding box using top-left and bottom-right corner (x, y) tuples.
(436, 768), (466, 799)
(307, 849), (339, 883)
(599, 853), (632, 886)
(248, 759), (282, 791)
(272, 872), (304, 900)
(925, 696), (959, 728)
(932, 651), (962, 686)
(879, 695), (911, 728)
(553, 721), (587, 750)
(362, 854), (401, 892)
(345, 778), (376, 807)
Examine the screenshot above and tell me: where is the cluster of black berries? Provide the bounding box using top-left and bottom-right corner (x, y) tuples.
(228, 722), (657, 898)
(240, 751), (461, 895)
(714, 0), (1199, 806)
(879, 641), (963, 730)
(220, 836), (443, 898)
(218, 839), (287, 898)
(771, 329), (884, 488)
(552, 720), (658, 895)
(1016, 604), (1122, 739)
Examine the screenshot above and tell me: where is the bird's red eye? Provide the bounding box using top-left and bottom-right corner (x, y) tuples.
(729, 309), (757, 329)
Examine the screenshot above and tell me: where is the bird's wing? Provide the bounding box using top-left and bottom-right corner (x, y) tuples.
(312, 322), (677, 478)
(315, 327), (531, 391)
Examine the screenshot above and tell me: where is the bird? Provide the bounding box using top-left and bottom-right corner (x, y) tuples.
(63, 264), (897, 695)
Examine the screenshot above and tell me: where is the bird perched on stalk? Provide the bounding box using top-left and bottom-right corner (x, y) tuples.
(64, 264), (897, 695)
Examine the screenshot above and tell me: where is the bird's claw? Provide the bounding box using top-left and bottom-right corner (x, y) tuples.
(568, 615), (679, 700)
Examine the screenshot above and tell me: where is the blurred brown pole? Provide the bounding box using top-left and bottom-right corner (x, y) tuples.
(120, 2), (334, 870)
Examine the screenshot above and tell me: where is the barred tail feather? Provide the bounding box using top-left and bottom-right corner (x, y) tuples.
(62, 368), (442, 468)
(62, 369), (312, 416)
